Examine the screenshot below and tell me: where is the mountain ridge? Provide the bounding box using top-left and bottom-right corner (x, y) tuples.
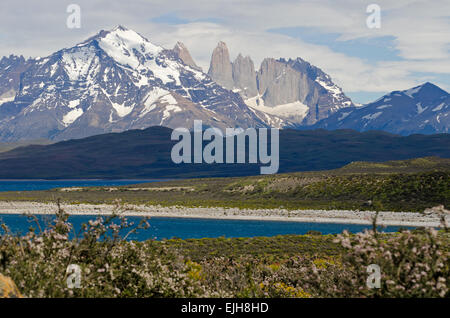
(310, 82), (450, 135)
(0, 126), (448, 179)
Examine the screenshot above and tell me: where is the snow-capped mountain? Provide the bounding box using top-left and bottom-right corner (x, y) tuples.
(0, 26), (290, 141)
(311, 82), (450, 135)
(207, 42), (353, 125)
(2, 27), (448, 141)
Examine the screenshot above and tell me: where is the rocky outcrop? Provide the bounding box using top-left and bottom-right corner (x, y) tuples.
(257, 58), (312, 106)
(0, 273), (22, 298)
(256, 57), (352, 125)
(232, 54), (258, 98)
(172, 42), (201, 71)
(0, 55), (33, 105)
(207, 41), (234, 89)
(207, 43), (354, 125)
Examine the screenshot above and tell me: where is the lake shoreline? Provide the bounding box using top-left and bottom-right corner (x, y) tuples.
(0, 201), (444, 227)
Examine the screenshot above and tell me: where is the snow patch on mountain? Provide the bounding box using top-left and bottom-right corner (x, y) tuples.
(147, 58), (181, 85)
(112, 102), (134, 117)
(246, 106), (288, 128)
(186, 66), (206, 81)
(416, 103), (427, 114)
(139, 88), (169, 117)
(404, 86), (422, 98)
(139, 88), (180, 121)
(68, 100), (80, 108)
(433, 103), (445, 112)
(316, 78), (340, 99)
(363, 112), (383, 121)
(246, 98), (309, 121)
(62, 46), (99, 81)
(161, 103), (181, 125)
(63, 108), (83, 126)
(0, 95), (15, 106)
(161, 94), (177, 105)
(338, 112), (351, 121)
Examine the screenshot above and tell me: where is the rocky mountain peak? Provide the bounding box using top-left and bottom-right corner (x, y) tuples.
(402, 82), (448, 101)
(216, 41), (228, 49)
(173, 41), (201, 71)
(0, 55), (26, 65)
(208, 41), (233, 89)
(232, 53), (257, 98)
(73, 25), (163, 68)
(97, 25), (144, 40)
(206, 41), (354, 126)
(0, 54), (33, 106)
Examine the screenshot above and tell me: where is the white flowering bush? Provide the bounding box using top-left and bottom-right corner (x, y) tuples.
(320, 206), (450, 297)
(330, 228), (449, 297)
(193, 206), (449, 298)
(0, 203), (204, 297)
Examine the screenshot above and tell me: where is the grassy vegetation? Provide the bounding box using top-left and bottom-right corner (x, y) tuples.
(163, 234), (342, 262)
(0, 157), (448, 212)
(0, 139), (52, 153)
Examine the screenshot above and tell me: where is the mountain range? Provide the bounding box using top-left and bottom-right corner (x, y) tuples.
(0, 26), (288, 142)
(207, 41), (354, 125)
(205, 42), (449, 134)
(0, 25), (448, 142)
(310, 82), (449, 135)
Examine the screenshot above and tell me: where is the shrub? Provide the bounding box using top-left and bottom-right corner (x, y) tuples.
(0, 203), (204, 297)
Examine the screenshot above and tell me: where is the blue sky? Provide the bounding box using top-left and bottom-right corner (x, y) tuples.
(151, 12), (223, 25)
(0, 0), (449, 104)
(268, 28), (403, 63)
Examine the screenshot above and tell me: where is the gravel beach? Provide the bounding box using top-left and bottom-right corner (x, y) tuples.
(0, 201), (445, 227)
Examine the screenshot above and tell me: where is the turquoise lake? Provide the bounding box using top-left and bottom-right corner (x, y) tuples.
(0, 214), (414, 241)
(0, 179), (159, 192)
(0, 180), (415, 240)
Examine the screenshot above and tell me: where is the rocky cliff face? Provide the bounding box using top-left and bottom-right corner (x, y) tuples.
(232, 54), (258, 98)
(207, 43), (354, 125)
(207, 41), (234, 90)
(0, 55), (33, 105)
(255, 57), (353, 125)
(257, 58), (317, 106)
(172, 42), (202, 71)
